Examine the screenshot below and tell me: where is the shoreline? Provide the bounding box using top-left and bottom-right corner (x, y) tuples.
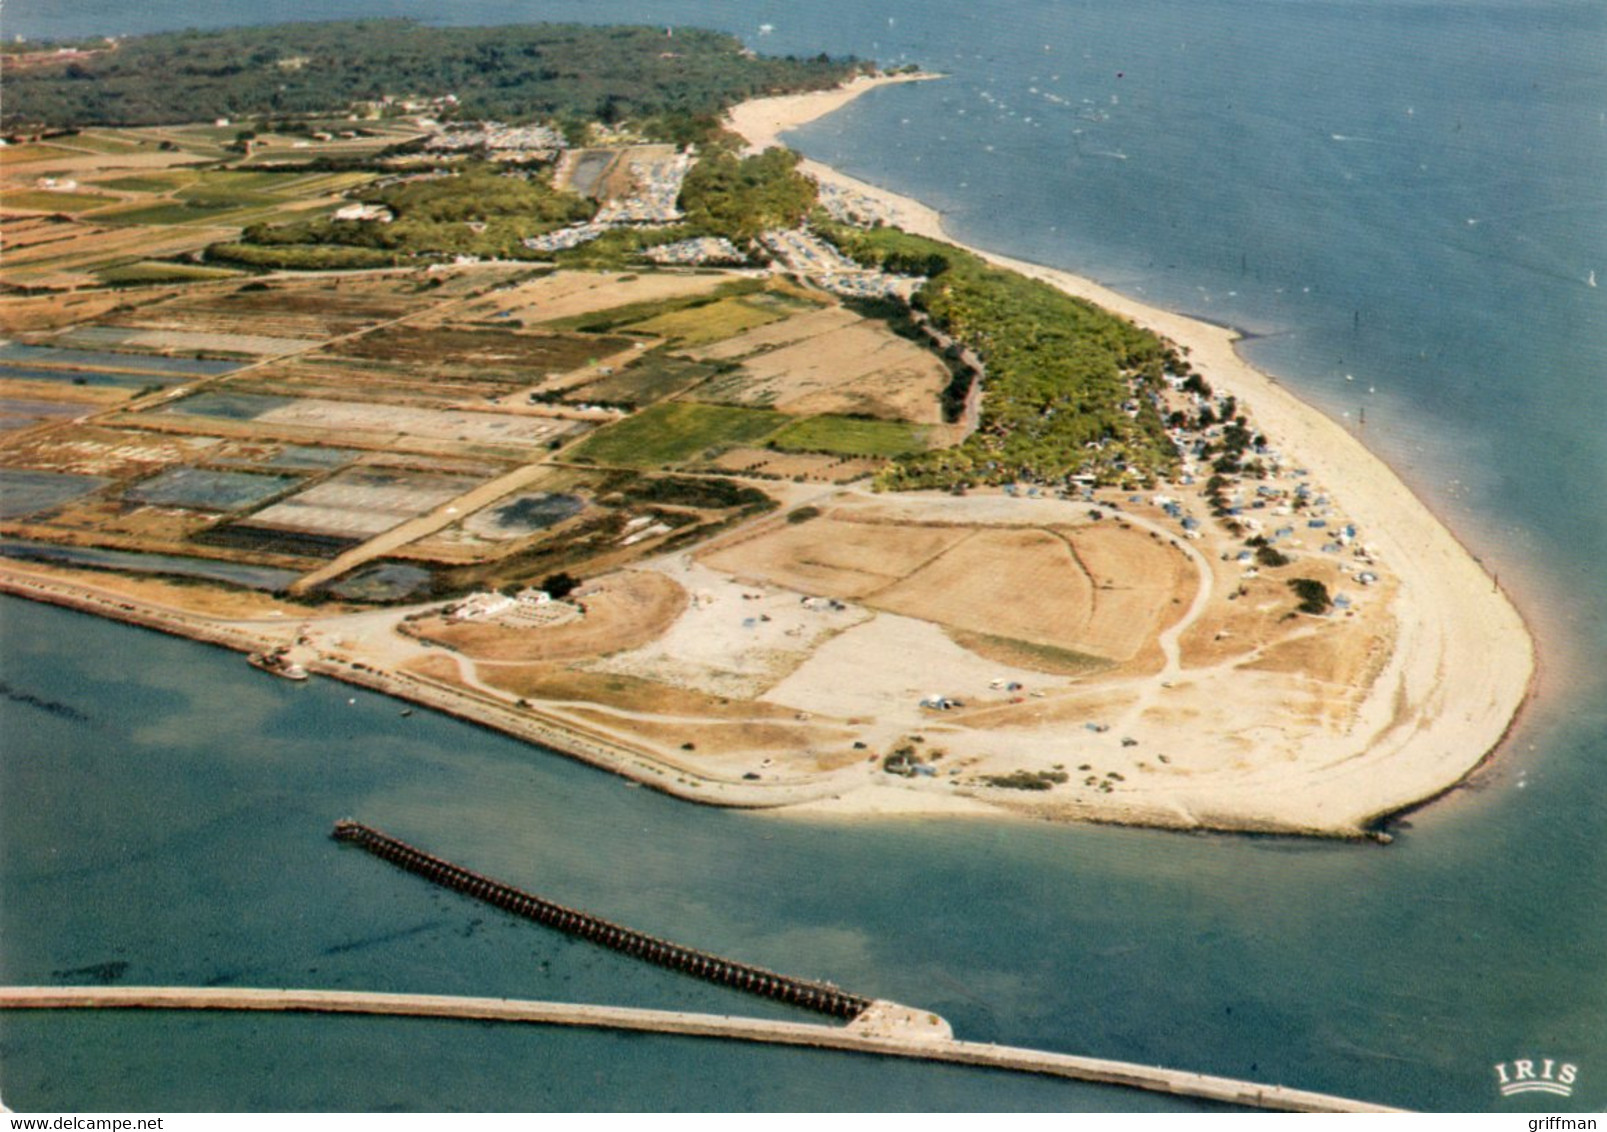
(0, 73), (1535, 841)
(727, 78), (1536, 833)
(0, 568), (862, 813)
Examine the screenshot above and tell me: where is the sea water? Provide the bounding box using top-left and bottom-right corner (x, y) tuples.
(2, 0), (1604, 1112)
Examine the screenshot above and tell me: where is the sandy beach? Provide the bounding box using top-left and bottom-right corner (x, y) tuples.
(726, 78), (1536, 834)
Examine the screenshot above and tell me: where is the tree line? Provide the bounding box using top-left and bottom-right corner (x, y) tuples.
(2, 20), (863, 131)
(819, 224), (1178, 488)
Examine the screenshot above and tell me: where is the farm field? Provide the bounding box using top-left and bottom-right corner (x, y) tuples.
(227, 360), (496, 409)
(0, 188), (120, 213)
(689, 305), (951, 422)
(874, 524), (1189, 664)
(0, 222), (240, 289)
(476, 270), (735, 329)
(0, 379), (130, 413)
(767, 414), (930, 457)
(59, 132), (154, 156)
(95, 262), (245, 285)
(565, 400), (786, 467)
(2, 216), (97, 253)
(59, 325), (321, 357)
(704, 447), (885, 483)
(130, 279), (418, 340)
(331, 325), (634, 377)
(0, 139), (373, 286)
(621, 292), (798, 347)
(0, 142), (84, 164)
(561, 353), (718, 407)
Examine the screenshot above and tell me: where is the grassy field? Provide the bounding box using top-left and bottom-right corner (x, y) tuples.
(331, 326), (634, 373)
(0, 143), (82, 163)
(53, 131), (149, 155)
(203, 242), (401, 270)
(93, 173), (196, 193)
(564, 353), (718, 406)
(625, 294), (794, 347)
(767, 415), (930, 457)
(180, 170), (311, 196)
(567, 401), (786, 467)
(95, 199), (265, 226)
(0, 189), (120, 213)
(268, 171), (375, 197)
(97, 261), (245, 284)
(541, 278), (766, 333)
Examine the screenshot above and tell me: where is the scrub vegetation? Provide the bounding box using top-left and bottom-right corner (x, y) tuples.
(819, 223), (1178, 488)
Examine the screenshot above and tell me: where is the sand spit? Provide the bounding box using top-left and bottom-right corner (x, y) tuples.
(726, 72), (944, 155)
(723, 79), (1535, 835)
(0, 75), (1533, 841)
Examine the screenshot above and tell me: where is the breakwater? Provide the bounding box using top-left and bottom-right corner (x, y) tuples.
(331, 819), (874, 1021)
(0, 986), (1404, 1112)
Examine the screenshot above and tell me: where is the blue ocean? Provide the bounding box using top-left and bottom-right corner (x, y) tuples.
(2, 0), (1603, 1112)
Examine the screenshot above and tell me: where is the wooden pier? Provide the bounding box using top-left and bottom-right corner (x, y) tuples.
(0, 820), (1405, 1110)
(331, 819), (873, 1021)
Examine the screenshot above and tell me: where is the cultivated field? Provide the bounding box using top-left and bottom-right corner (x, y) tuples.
(705, 447), (885, 483)
(332, 325), (633, 375)
(0, 189), (120, 213)
(141, 278), (421, 339)
(0, 137), (375, 287)
(565, 401), (785, 467)
(0, 220), (240, 289)
(1068, 523), (1196, 660)
(561, 353), (717, 406)
(623, 292), (799, 347)
(59, 325), (320, 357)
(689, 306), (950, 422)
(480, 270), (733, 328)
(766, 415), (930, 458)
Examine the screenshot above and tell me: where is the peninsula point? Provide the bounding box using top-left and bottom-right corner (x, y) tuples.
(0, 26), (1532, 838)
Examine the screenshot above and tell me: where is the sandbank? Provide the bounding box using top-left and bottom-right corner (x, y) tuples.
(723, 79), (1535, 835)
(725, 72), (943, 155)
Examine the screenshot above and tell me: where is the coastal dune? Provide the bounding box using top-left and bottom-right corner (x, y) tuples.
(728, 77), (1534, 835)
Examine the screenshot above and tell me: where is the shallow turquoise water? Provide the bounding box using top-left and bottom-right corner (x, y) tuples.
(2, 0), (1604, 1113)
